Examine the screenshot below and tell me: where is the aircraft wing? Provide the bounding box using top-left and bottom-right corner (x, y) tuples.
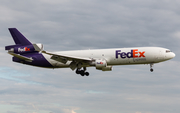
(33, 44), (93, 70)
(8, 52), (33, 62)
(42, 51), (93, 70)
(33, 44), (92, 62)
(42, 51), (92, 63)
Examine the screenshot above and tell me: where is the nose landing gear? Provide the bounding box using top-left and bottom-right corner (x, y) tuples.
(150, 63), (154, 72)
(150, 68), (153, 72)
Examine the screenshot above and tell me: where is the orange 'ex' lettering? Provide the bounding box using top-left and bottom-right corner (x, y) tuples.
(25, 47), (30, 51)
(139, 51), (145, 57)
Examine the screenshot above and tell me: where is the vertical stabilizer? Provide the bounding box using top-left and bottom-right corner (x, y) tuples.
(8, 28), (32, 45)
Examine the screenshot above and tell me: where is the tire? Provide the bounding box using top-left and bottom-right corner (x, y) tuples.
(76, 69), (80, 74)
(80, 70), (85, 76)
(85, 72), (89, 76)
(150, 69), (153, 72)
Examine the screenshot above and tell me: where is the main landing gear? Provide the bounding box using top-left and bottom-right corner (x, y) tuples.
(76, 67), (89, 76)
(150, 63), (154, 72)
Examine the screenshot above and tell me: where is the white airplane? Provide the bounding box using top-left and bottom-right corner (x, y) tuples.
(5, 28), (175, 76)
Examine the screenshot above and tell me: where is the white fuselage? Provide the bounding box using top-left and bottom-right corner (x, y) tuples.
(43, 47), (175, 68)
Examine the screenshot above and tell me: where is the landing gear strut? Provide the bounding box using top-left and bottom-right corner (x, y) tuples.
(150, 63), (154, 72)
(76, 67), (89, 76)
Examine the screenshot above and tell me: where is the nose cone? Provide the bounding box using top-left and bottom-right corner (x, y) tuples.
(171, 52), (176, 58)
(167, 52), (175, 60)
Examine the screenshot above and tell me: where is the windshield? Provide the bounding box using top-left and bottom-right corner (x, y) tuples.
(166, 50), (171, 53)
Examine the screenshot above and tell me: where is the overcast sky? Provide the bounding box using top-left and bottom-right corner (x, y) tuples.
(0, 0), (180, 113)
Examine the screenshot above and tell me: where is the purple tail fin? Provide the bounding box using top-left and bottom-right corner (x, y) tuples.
(5, 28), (32, 50)
(8, 28), (32, 45)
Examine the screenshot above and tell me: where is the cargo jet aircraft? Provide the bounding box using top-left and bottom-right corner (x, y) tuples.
(5, 28), (175, 76)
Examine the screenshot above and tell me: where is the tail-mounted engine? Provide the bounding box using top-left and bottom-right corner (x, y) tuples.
(6, 43), (43, 54)
(95, 59), (112, 71)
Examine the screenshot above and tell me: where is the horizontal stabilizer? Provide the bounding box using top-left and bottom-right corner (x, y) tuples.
(8, 52), (33, 62)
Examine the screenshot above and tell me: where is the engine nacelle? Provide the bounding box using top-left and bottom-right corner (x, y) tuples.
(95, 59), (107, 68)
(102, 66), (112, 71)
(7, 43), (43, 54)
(33, 43), (44, 51)
(95, 59), (112, 71)
(13, 45), (35, 54)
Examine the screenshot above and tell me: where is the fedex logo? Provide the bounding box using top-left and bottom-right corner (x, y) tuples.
(18, 47), (30, 52)
(97, 62), (104, 64)
(116, 49), (145, 59)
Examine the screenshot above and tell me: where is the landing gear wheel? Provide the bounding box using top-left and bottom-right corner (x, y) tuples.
(80, 70), (85, 76)
(75, 67), (90, 76)
(85, 72), (89, 76)
(150, 68), (153, 72)
(81, 74), (85, 76)
(76, 69), (80, 74)
(150, 63), (154, 72)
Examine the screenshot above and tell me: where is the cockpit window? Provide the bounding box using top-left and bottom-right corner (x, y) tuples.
(166, 50), (171, 53)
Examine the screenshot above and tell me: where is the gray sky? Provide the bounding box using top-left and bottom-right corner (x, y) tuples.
(0, 0), (180, 113)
